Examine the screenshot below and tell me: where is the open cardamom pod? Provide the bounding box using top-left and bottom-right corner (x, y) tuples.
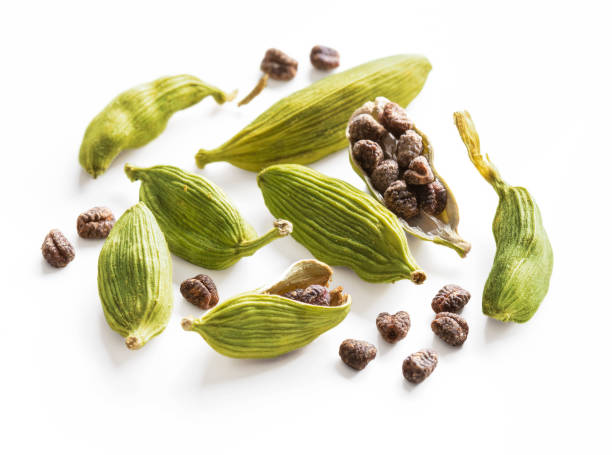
(98, 202), (173, 350)
(195, 55), (431, 171)
(348, 97), (471, 257)
(125, 164), (292, 270)
(182, 259), (351, 358)
(454, 111), (553, 323)
(257, 164), (426, 284)
(79, 75), (236, 177)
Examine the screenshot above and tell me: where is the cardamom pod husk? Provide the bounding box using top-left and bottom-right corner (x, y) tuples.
(182, 259), (351, 358)
(195, 54), (431, 171)
(97, 202), (173, 350)
(348, 97), (471, 257)
(257, 164), (426, 284)
(454, 111), (553, 323)
(125, 164), (292, 270)
(80, 75), (236, 177)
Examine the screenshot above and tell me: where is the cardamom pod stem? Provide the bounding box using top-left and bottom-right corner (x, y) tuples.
(125, 164), (291, 270)
(454, 111), (553, 323)
(80, 75), (236, 178)
(196, 55), (431, 171)
(97, 202), (173, 349)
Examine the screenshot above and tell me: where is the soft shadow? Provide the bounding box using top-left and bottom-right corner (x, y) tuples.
(484, 317), (516, 343)
(307, 67), (332, 83)
(78, 168), (94, 187)
(334, 360), (361, 379)
(98, 313), (133, 366)
(430, 333), (464, 355)
(199, 348), (306, 386)
(402, 378), (420, 392)
(375, 334), (395, 356)
(40, 258), (64, 274)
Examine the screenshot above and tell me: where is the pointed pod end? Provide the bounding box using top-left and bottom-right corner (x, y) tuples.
(410, 270), (427, 285)
(195, 150), (213, 169)
(124, 163), (141, 181)
(181, 317), (195, 331)
(273, 219), (293, 237)
(125, 336), (144, 350)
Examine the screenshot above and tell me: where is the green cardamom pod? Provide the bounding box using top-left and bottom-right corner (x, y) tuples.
(257, 164), (426, 284)
(97, 202), (173, 350)
(454, 111), (553, 323)
(125, 164), (292, 270)
(80, 75), (236, 178)
(195, 55), (431, 171)
(181, 259), (351, 358)
(348, 97), (471, 257)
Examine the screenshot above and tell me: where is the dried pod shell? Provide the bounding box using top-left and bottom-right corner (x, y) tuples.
(125, 164), (292, 270)
(258, 164), (426, 284)
(182, 260), (351, 358)
(196, 55), (431, 171)
(349, 97), (471, 257)
(454, 111), (553, 323)
(79, 75), (236, 178)
(97, 203), (173, 350)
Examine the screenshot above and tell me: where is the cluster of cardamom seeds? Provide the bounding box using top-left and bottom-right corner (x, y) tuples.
(348, 101), (447, 221)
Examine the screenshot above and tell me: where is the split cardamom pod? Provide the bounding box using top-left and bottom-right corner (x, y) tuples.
(348, 98), (471, 257)
(125, 164), (292, 270)
(97, 202), (173, 350)
(182, 259), (351, 358)
(196, 54), (431, 171)
(454, 111), (553, 323)
(79, 75), (236, 177)
(257, 164), (426, 284)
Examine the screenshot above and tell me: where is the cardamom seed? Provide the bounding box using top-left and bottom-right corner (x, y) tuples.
(125, 164), (292, 270)
(454, 111), (553, 323)
(257, 164), (426, 284)
(196, 54), (431, 171)
(79, 75), (236, 178)
(348, 97), (471, 257)
(181, 259), (351, 358)
(97, 202), (172, 350)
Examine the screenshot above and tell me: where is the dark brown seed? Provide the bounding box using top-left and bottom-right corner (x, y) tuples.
(383, 180), (419, 220)
(352, 139), (383, 174)
(310, 45), (340, 70)
(41, 229), (75, 268)
(431, 284), (471, 313)
(347, 114), (388, 145)
(180, 274), (219, 310)
(376, 311), (411, 343)
(260, 48), (298, 81)
(76, 206), (115, 239)
(339, 339), (377, 370)
(403, 156), (435, 185)
(371, 160), (399, 193)
(402, 349), (438, 383)
(380, 102), (414, 138)
(283, 284), (330, 306)
(397, 130), (424, 169)
(415, 179), (447, 215)
(431, 312), (469, 346)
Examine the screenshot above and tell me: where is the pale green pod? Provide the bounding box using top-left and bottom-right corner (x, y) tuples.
(125, 164), (292, 270)
(182, 259), (351, 358)
(80, 75), (236, 177)
(454, 111), (553, 323)
(195, 55), (431, 171)
(97, 202), (173, 350)
(257, 164), (426, 284)
(348, 97), (471, 257)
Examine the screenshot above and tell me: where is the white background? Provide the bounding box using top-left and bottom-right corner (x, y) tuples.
(1, 1), (610, 454)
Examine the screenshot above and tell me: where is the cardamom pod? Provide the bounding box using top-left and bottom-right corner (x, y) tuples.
(80, 75), (236, 178)
(181, 259), (351, 358)
(348, 97), (471, 257)
(257, 164), (426, 284)
(195, 55), (431, 171)
(454, 111), (553, 323)
(97, 202), (173, 350)
(125, 164), (292, 270)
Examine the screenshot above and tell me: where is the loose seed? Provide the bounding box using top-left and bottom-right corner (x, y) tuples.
(310, 45), (340, 70)
(180, 274), (219, 310)
(339, 339), (377, 370)
(431, 312), (469, 346)
(41, 229), (75, 268)
(376, 311), (411, 343)
(402, 349), (438, 383)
